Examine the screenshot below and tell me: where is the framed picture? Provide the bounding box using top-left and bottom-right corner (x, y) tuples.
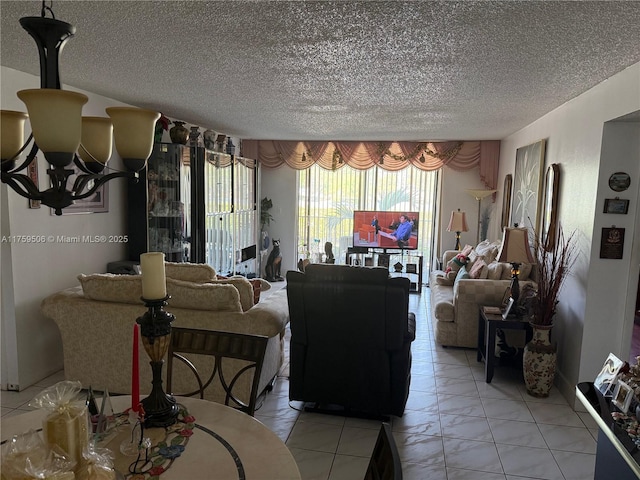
(52, 163), (109, 215)
(603, 198), (629, 214)
(510, 139), (546, 230)
(27, 157), (41, 209)
(594, 353), (624, 395)
(406, 263), (417, 273)
(377, 254), (390, 268)
(608, 172), (630, 192)
(501, 174), (512, 228)
(612, 381), (634, 413)
(600, 227), (625, 259)
(540, 164), (560, 251)
(501, 297), (515, 320)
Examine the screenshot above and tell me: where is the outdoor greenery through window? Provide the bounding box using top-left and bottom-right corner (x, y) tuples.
(296, 163), (439, 270)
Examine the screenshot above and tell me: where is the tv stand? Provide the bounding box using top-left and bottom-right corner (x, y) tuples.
(345, 247), (423, 293)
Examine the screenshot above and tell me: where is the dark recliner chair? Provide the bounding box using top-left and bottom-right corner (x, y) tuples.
(286, 264), (415, 418)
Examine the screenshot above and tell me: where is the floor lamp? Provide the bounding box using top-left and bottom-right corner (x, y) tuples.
(466, 189), (497, 244)
(446, 209), (468, 250)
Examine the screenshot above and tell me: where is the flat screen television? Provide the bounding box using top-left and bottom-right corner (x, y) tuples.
(353, 210), (419, 250)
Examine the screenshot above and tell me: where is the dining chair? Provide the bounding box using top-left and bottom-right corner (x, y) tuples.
(166, 327), (268, 416)
(364, 423), (402, 480)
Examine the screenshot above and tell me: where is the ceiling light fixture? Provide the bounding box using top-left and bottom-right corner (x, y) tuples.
(0, 1), (159, 215)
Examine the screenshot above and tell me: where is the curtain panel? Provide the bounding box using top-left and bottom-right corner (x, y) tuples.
(242, 140), (500, 190)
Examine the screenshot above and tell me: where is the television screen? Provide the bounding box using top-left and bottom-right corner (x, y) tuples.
(353, 211), (419, 250)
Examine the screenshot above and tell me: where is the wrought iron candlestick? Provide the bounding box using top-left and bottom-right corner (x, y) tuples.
(136, 296), (179, 427)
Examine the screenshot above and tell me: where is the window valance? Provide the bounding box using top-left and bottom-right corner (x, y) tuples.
(242, 139), (500, 190)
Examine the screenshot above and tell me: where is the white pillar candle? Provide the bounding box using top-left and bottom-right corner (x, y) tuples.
(140, 252), (166, 300)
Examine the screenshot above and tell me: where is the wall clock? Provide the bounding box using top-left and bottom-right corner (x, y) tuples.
(608, 172), (630, 192)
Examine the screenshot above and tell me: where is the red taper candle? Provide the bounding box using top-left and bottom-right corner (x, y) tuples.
(132, 323), (140, 412)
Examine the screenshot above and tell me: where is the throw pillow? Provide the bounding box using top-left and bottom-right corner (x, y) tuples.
(435, 275), (454, 286)
(469, 258), (488, 279)
(209, 276), (255, 311)
(475, 240), (502, 264)
(166, 278), (242, 312)
(486, 262), (503, 280)
(466, 250), (484, 270)
(165, 262), (216, 283)
(460, 244), (474, 258)
(454, 266), (470, 288)
(445, 252), (469, 274)
(78, 273), (143, 304)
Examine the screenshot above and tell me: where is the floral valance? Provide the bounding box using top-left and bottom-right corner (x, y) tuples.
(242, 140), (500, 189)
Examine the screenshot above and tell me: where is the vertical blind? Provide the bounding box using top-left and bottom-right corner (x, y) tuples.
(297, 163), (439, 269)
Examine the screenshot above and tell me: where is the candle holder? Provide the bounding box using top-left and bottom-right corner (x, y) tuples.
(136, 296), (179, 428)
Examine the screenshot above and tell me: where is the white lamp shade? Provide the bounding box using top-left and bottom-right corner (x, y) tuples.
(497, 227), (535, 264)
(106, 107), (160, 160)
(466, 189), (497, 200)
(17, 89), (88, 154)
(447, 210), (469, 232)
(79, 117), (113, 164)
(0, 110), (29, 161)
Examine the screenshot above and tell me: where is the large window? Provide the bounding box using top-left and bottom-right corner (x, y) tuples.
(296, 164), (438, 269)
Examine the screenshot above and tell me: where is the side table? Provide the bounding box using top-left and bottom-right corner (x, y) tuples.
(477, 306), (533, 383)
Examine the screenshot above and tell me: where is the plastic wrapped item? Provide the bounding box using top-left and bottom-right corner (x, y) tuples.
(29, 381), (89, 467)
(0, 429), (75, 479)
(75, 445), (116, 480)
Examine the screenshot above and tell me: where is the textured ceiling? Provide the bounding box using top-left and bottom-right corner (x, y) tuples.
(1, 1), (639, 141)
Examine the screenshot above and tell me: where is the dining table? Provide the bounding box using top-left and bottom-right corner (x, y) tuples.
(1, 395), (301, 480)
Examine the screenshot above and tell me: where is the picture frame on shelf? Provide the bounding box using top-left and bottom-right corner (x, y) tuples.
(406, 263), (417, 273)
(603, 198), (629, 214)
(594, 352), (624, 395)
(612, 380), (634, 413)
(510, 139), (546, 230)
(377, 254), (390, 268)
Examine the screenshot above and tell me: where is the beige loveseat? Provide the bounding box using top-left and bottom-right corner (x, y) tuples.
(41, 262), (289, 406)
(429, 240), (537, 348)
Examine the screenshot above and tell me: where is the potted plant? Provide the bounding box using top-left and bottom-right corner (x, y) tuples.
(521, 223), (578, 397)
(260, 197), (274, 250)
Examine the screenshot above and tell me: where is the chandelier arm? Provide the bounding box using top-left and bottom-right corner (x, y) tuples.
(73, 155), (97, 175)
(5, 138), (39, 173)
(71, 171), (137, 201)
(0, 172), (44, 200)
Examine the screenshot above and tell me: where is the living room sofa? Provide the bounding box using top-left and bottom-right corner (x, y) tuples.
(286, 263), (415, 417)
(41, 263), (289, 406)
(429, 241), (537, 348)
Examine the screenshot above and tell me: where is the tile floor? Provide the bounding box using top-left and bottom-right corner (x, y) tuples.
(1, 289), (598, 479)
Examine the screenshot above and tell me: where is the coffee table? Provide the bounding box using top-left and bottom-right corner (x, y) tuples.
(1, 395), (300, 480)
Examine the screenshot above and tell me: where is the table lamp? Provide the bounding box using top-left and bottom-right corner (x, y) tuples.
(446, 209), (468, 250)
(496, 226), (535, 304)
(466, 189), (497, 243)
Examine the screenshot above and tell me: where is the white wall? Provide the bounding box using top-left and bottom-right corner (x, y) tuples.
(496, 62), (640, 405)
(1, 67), (131, 390)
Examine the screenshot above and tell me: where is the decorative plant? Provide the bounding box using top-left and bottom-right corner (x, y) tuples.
(260, 197), (274, 230)
(528, 223), (578, 326)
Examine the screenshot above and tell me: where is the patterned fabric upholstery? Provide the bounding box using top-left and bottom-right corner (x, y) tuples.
(430, 248), (537, 348)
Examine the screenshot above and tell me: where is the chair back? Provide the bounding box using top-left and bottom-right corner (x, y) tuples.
(364, 423), (402, 480)
(166, 327), (268, 416)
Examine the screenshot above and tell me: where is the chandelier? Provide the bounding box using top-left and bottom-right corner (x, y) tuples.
(1, 1), (159, 215)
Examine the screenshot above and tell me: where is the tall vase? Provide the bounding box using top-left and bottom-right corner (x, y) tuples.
(169, 121), (189, 145)
(523, 324), (557, 397)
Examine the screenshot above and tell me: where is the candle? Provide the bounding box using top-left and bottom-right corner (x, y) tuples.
(140, 252), (166, 300)
(132, 323), (140, 412)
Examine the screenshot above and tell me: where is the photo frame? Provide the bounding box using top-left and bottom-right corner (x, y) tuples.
(612, 380), (634, 414)
(501, 174), (512, 228)
(540, 163), (560, 251)
(52, 163), (109, 215)
(501, 297), (515, 320)
(27, 157), (41, 209)
(599, 227), (625, 259)
(594, 353), (624, 395)
(510, 140), (546, 230)
(406, 263), (417, 273)
(377, 254), (390, 268)
(608, 172), (630, 192)
(603, 198), (629, 214)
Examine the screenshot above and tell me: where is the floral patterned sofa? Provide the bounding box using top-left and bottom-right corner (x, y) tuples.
(41, 262), (289, 405)
(429, 240), (537, 348)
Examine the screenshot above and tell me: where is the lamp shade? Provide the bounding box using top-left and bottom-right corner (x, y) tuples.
(17, 89), (88, 160)
(0, 110), (29, 161)
(105, 107), (160, 161)
(79, 117), (113, 164)
(447, 210), (469, 232)
(497, 227), (535, 264)
(466, 189), (497, 200)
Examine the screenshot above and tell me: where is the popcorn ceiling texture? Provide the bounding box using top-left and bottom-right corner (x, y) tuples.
(1, 1), (639, 141)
